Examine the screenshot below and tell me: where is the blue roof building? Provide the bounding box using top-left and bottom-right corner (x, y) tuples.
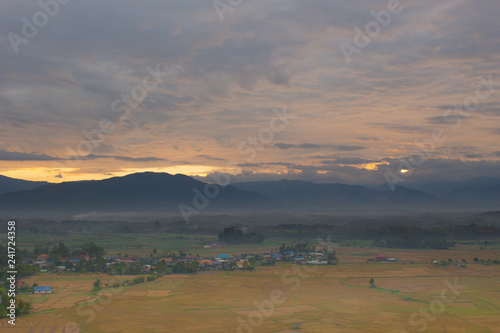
(34, 286), (52, 294)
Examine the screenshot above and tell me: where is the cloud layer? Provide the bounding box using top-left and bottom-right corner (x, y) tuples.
(0, 0), (499, 184)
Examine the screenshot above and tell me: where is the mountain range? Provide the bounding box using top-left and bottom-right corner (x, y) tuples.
(0, 173), (498, 218)
(0, 175), (48, 195)
(0, 172), (270, 217)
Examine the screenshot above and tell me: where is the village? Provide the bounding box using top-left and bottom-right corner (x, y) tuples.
(23, 248), (341, 276)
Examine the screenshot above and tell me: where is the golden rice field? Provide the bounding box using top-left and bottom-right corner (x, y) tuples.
(2, 258), (500, 333)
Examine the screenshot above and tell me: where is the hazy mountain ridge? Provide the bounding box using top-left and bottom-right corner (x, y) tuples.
(0, 175), (48, 195)
(1, 173), (499, 218)
(444, 183), (500, 204)
(233, 178), (499, 211)
(0, 172), (272, 217)
(403, 176), (500, 196)
(232, 179), (442, 209)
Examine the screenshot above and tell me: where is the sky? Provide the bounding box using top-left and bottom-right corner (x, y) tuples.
(0, 0), (499, 186)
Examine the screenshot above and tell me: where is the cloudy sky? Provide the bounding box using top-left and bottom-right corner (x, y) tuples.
(0, 0), (499, 185)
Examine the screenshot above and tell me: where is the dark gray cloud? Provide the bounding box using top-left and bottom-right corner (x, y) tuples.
(197, 155), (225, 161)
(464, 153), (483, 159)
(1, 0), (500, 183)
(275, 143), (366, 151)
(275, 143), (322, 149)
(333, 145), (367, 151)
(358, 137), (380, 141)
(0, 150), (166, 162)
(0, 150), (59, 161)
(477, 102), (500, 117)
(321, 157), (375, 165)
(370, 123), (430, 134)
(238, 162), (296, 168)
(427, 115), (471, 124)
(82, 154), (166, 162)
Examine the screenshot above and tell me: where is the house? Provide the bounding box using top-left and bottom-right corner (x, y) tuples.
(35, 254), (49, 265)
(34, 286), (52, 294)
(119, 259), (135, 264)
(375, 255), (387, 261)
(306, 260), (328, 265)
(216, 254), (231, 262)
(159, 258), (172, 263)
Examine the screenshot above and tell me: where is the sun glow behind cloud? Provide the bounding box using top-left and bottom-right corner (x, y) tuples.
(1, 165), (217, 183)
(0, 168), (71, 182)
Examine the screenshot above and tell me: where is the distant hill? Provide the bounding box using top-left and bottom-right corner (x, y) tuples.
(232, 179), (441, 210)
(0, 172), (272, 217)
(476, 210), (500, 223)
(403, 177), (500, 196)
(1, 173), (499, 218)
(444, 183), (500, 209)
(0, 175), (48, 195)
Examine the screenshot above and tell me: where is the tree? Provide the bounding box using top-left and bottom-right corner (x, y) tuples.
(218, 226), (265, 244)
(327, 252), (337, 262)
(369, 278), (375, 288)
(51, 242), (70, 257)
(92, 279), (102, 292)
(242, 261), (255, 271)
(156, 260), (167, 274)
(82, 242), (105, 257)
(16, 299), (33, 315)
